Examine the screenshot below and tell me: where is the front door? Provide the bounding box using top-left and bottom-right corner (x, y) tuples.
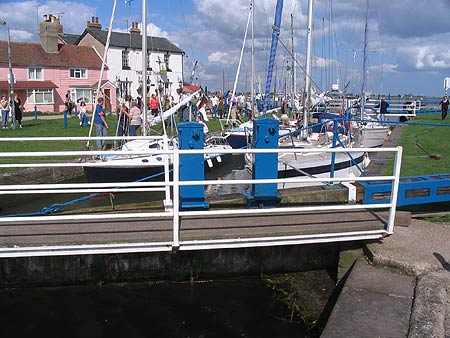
(104, 89), (111, 112)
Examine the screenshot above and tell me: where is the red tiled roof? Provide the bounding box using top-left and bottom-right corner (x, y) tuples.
(0, 40), (104, 69)
(183, 85), (201, 93)
(0, 81), (58, 90)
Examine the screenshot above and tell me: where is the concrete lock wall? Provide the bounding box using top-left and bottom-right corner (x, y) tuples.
(0, 244), (340, 288)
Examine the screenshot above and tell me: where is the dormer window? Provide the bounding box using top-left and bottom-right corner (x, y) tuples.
(69, 68), (87, 79)
(122, 49), (130, 70)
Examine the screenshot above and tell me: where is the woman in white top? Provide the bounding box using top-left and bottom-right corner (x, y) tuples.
(129, 102), (142, 136)
(1, 94), (10, 129)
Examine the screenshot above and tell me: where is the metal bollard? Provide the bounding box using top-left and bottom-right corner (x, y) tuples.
(178, 122), (209, 210)
(63, 109), (67, 128)
(246, 118), (280, 208)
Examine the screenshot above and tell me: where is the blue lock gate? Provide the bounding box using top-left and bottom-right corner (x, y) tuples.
(178, 122), (209, 210)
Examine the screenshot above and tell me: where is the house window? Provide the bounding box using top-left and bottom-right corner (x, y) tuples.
(69, 68), (88, 79)
(73, 88), (93, 104)
(27, 89), (54, 104)
(28, 67), (43, 80)
(122, 49), (130, 69)
(147, 51), (152, 70)
(164, 52), (171, 72)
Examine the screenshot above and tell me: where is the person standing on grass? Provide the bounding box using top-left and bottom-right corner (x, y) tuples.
(93, 97), (109, 151)
(150, 95), (159, 116)
(13, 93), (23, 128)
(128, 102), (142, 136)
(210, 94), (219, 119)
(440, 96), (449, 120)
(1, 94), (10, 129)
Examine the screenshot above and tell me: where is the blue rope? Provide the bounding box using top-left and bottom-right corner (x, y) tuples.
(6, 169), (173, 217)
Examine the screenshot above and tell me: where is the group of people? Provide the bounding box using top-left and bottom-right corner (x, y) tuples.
(0, 93), (23, 129)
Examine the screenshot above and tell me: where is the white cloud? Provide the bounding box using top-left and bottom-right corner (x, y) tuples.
(9, 29), (35, 41)
(146, 23), (169, 39)
(208, 51), (239, 64)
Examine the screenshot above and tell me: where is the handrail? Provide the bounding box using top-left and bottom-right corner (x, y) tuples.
(0, 136), (403, 257)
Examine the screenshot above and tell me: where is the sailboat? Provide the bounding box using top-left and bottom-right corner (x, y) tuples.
(243, 0), (368, 188)
(83, 1), (232, 184)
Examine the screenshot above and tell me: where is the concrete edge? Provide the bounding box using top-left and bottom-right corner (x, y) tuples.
(408, 271), (450, 338)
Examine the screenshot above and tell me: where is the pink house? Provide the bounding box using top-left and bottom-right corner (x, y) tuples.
(0, 15), (116, 113)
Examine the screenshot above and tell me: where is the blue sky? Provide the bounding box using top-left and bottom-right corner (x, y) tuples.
(1, 0), (450, 97)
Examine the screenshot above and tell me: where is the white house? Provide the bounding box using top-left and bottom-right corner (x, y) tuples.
(76, 17), (185, 105)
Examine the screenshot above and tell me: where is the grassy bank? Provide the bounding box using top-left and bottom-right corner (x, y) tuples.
(388, 113), (450, 176)
(1, 113), (449, 176)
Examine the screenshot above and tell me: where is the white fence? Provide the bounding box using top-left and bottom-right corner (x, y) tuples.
(0, 136), (403, 257)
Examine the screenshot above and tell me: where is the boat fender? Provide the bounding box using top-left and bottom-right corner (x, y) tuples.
(207, 158), (213, 168)
(217, 155), (222, 163)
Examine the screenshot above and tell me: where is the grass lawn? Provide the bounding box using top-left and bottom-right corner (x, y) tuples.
(1, 112), (449, 177)
(384, 113), (450, 176)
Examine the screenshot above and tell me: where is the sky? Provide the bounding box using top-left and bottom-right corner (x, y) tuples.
(1, 0), (450, 98)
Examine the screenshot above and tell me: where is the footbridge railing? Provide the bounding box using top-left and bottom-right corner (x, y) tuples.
(0, 135), (403, 258)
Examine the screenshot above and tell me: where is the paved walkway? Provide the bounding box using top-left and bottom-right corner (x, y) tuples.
(22, 114), (68, 121)
(321, 212), (450, 338)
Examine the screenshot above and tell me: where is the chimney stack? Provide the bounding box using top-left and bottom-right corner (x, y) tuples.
(39, 14), (62, 53)
(129, 21), (141, 35)
(87, 16), (102, 30)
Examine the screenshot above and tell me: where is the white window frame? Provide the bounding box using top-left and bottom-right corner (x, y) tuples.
(27, 89), (54, 105)
(122, 49), (130, 69)
(69, 68), (88, 79)
(72, 88), (93, 104)
(28, 67), (44, 80)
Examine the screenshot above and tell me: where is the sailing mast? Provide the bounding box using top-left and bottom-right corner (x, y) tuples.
(290, 13), (295, 116)
(262, 0), (283, 116)
(226, 4), (252, 123)
(302, 0), (314, 138)
(251, 0), (255, 115)
(360, 0), (369, 120)
(141, 0), (148, 135)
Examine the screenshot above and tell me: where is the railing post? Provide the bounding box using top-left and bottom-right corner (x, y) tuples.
(172, 147), (180, 249)
(162, 134), (173, 211)
(330, 119), (339, 178)
(387, 146), (402, 234)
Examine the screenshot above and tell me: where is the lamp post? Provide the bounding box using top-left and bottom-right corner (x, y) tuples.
(0, 20), (15, 128)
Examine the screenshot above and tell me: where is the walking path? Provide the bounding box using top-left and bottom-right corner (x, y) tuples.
(22, 114), (67, 121)
(321, 218), (450, 338)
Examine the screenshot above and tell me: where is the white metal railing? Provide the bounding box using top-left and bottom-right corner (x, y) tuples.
(323, 98), (421, 118)
(0, 136), (403, 257)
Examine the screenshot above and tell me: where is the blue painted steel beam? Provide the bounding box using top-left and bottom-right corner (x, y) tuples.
(360, 174), (450, 206)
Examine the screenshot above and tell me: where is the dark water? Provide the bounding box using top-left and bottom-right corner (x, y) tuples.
(0, 275), (334, 338)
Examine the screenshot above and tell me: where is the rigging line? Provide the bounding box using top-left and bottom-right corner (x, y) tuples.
(278, 37), (324, 94)
(179, 0), (195, 62)
(226, 3), (252, 124)
(86, 0), (118, 150)
(328, 0), (342, 86)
